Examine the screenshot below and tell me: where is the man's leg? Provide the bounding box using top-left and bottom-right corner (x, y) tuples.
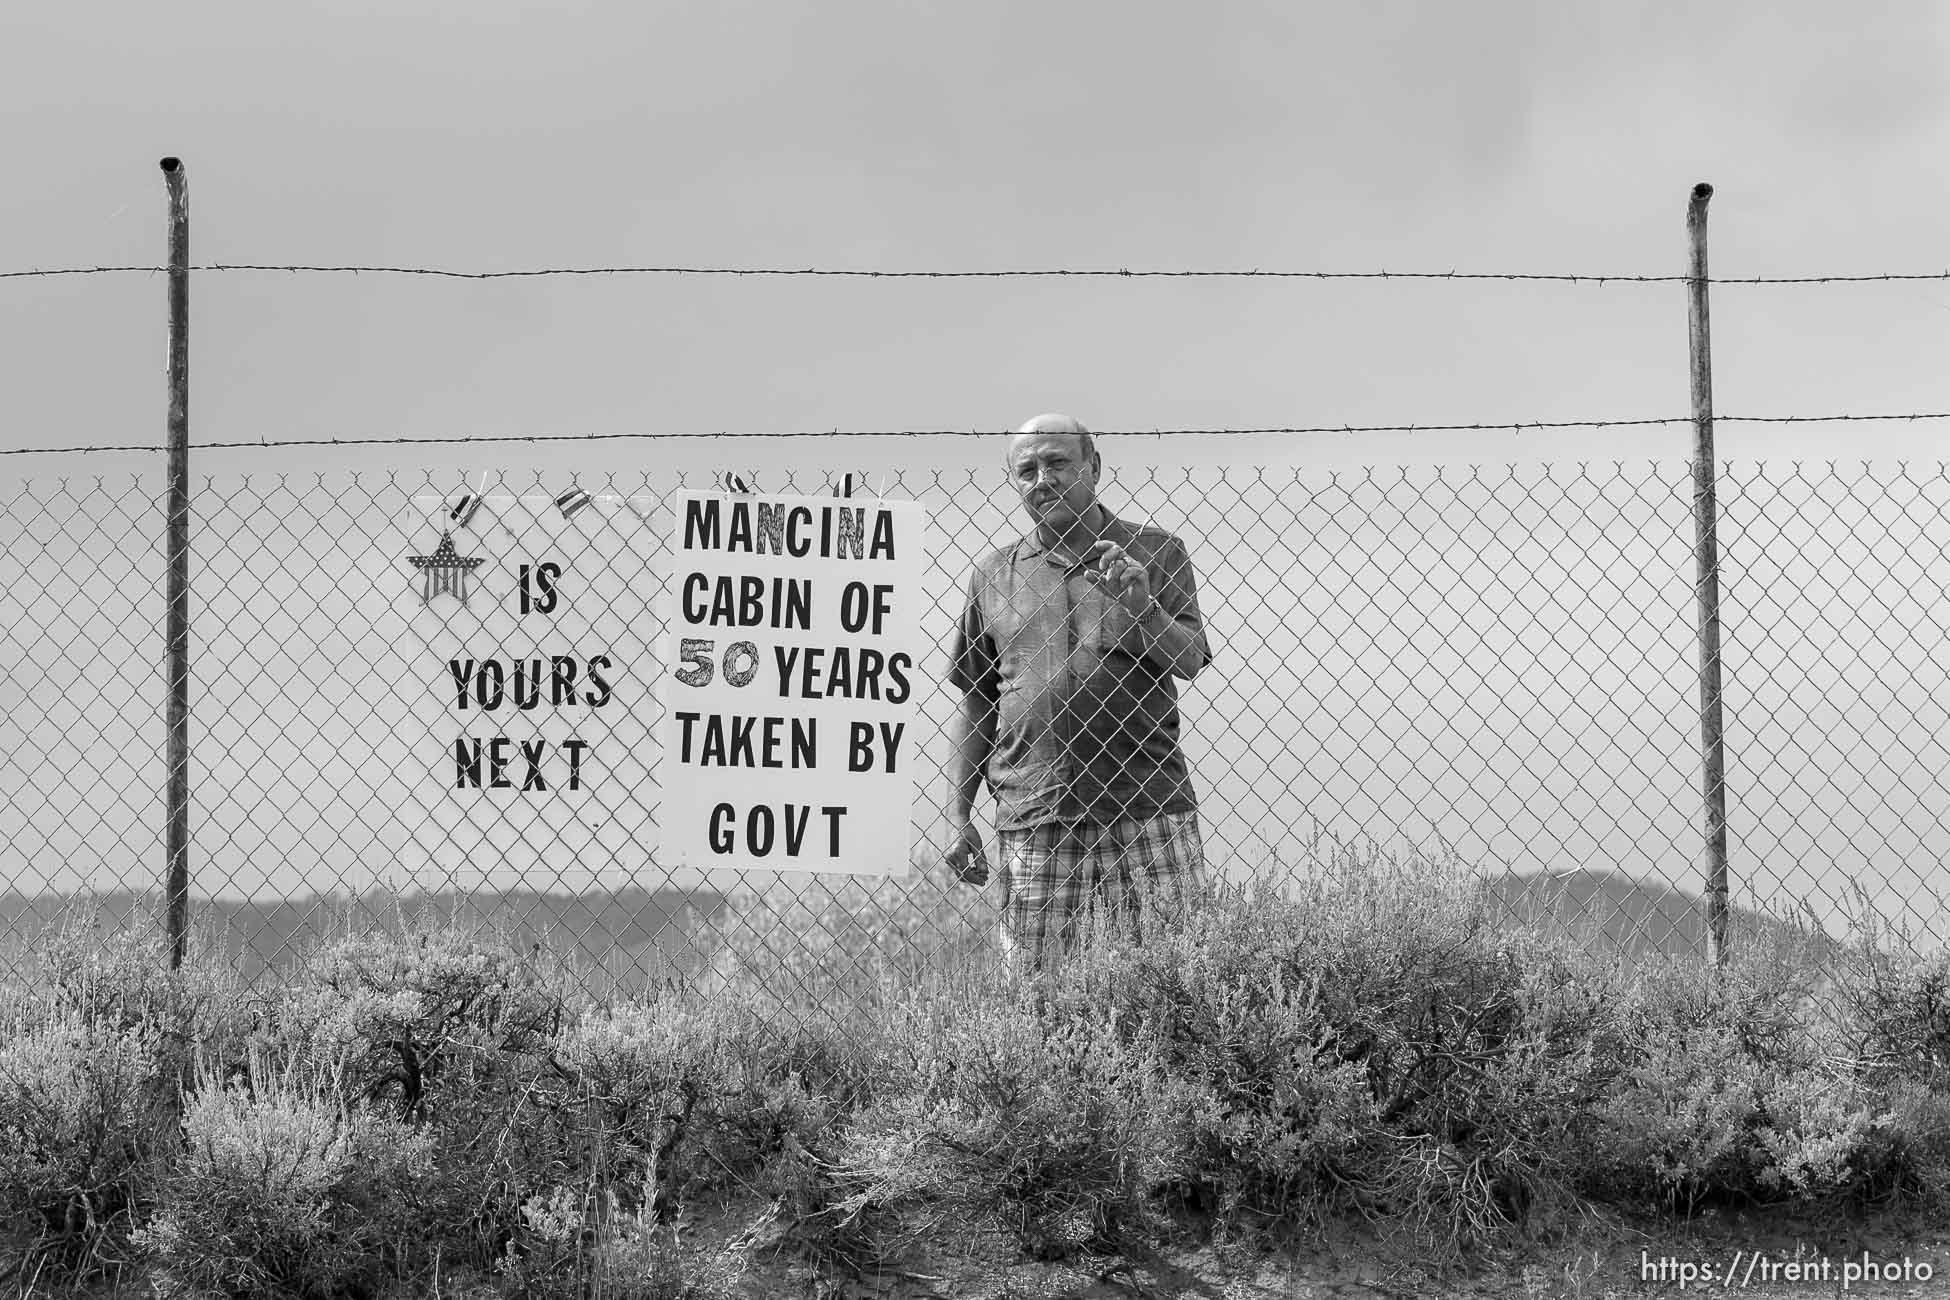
(1097, 810), (1205, 940)
(997, 820), (1092, 967)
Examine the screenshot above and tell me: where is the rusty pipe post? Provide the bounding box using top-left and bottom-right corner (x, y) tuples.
(161, 157), (191, 970)
(1687, 181), (1731, 974)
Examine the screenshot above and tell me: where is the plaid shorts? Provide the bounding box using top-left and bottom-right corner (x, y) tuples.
(995, 810), (1204, 962)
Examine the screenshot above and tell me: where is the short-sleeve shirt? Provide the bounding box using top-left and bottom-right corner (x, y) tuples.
(948, 512), (1212, 831)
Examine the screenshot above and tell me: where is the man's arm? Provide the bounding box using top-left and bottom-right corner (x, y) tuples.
(1134, 598), (1209, 680)
(943, 567), (999, 884)
(948, 689), (997, 822)
(943, 689), (996, 882)
(1126, 534), (1212, 680)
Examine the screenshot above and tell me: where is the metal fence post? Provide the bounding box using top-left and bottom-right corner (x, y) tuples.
(1687, 181), (1731, 972)
(162, 157), (192, 970)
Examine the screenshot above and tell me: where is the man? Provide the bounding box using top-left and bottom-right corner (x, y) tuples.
(944, 413), (1212, 961)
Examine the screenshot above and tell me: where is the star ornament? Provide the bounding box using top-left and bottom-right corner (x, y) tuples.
(408, 530), (486, 605)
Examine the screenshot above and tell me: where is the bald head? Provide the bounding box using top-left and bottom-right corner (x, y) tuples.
(1009, 412), (1094, 466)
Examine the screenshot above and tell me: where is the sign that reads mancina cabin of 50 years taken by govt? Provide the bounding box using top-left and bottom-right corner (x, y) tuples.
(659, 489), (929, 874)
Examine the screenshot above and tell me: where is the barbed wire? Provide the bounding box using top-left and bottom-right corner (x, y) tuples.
(7, 412), (1950, 457)
(6, 263), (1950, 285)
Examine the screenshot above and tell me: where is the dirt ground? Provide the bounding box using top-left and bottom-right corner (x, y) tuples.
(700, 1198), (1950, 1300)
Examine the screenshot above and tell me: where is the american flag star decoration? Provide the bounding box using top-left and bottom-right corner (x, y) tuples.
(408, 530), (485, 605)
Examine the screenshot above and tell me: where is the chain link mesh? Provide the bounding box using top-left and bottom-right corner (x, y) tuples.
(4, 459), (1948, 1000)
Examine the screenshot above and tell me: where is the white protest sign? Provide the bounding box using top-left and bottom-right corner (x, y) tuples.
(404, 490), (662, 887)
(659, 489), (929, 873)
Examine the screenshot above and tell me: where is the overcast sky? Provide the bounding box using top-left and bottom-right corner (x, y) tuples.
(3, 1), (1948, 479)
(6, 3), (1950, 942)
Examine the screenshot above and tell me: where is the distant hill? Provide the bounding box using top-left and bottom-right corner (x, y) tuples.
(0, 885), (726, 990)
(1, 867), (1845, 994)
(1482, 867), (1841, 968)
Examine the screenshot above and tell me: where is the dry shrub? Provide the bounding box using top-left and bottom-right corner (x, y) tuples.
(496, 1186), (753, 1300)
(0, 1017), (176, 1287)
(264, 925), (586, 1272)
(0, 921), (252, 1289)
(695, 875), (992, 1013)
(133, 1060), (432, 1298)
(1030, 843), (1623, 1259)
(1578, 937), (1932, 1215)
(832, 984), (1213, 1263)
(1835, 939), (1950, 1092)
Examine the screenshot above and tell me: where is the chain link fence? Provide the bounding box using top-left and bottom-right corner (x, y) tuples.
(4, 458), (1948, 999)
